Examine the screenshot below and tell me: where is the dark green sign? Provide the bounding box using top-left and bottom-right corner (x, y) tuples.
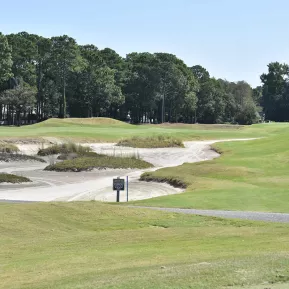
(113, 178), (125, 191)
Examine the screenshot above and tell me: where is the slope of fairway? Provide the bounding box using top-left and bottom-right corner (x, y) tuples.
(0, 118), (287, 142)
(1, 202), (289, 289)
(136, 124), (289, 212)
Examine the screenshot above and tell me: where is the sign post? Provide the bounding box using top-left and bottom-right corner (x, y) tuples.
(113, 177), (125, 202)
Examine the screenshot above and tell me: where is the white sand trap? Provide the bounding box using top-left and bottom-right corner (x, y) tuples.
(0, 138), (257, 202)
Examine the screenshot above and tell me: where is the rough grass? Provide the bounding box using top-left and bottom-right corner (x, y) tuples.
(38, 143), (92, 156)
(45, 152), (152, 172)
(136, 125), (289, 213)
(140, 172), (188, 188)
(1, 202), (289, 289)
(117, 135), (184, 148)
(0, 173), (31, 183)
(0, 142), (19, 154)
(0, 153), (46, 163)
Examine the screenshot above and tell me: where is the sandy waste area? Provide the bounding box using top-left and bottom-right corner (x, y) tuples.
(0, 139), (256, 202)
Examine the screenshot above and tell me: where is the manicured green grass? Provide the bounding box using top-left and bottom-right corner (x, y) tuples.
(1, 202), (289, 289)
(0, 118), (285, 142)
(38, 143), (92, 156)
(0, 173), (31, 183)
(135, 126), (289, 213)
(45, 153), (152, 172)
(117, 135), (184, 148)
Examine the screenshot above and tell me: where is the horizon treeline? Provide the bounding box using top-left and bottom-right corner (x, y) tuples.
(0, 31), (287, 125)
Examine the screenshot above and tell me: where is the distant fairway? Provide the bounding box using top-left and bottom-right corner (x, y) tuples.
(0, 117), (286, 142)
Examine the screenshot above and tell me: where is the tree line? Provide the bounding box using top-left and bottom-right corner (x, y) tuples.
(0, 31), (283, 126)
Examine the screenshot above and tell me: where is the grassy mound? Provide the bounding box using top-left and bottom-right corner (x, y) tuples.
(117, 135), (184, 148)
(0, 142), (19, 154)
(38, 143), (91, 156)
(45, 153), (153, 172)
(0, 153), (46, 163)
(0, 173), (31, 183)
(35, 117), (129, 127)
(1, 202), (289, 289)
(0, 118), (287, 142)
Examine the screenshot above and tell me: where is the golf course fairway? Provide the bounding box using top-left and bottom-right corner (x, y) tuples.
(1, 120), (289, 289)
(1, 202), (289, 289)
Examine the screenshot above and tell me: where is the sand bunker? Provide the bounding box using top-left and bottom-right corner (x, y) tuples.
(0, 139), (256, 202)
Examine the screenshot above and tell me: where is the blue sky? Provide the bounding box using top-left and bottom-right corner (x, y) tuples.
(1, 0), (289, 87)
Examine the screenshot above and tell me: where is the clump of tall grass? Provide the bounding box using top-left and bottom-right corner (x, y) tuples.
(38, 142), (92, 156)
(45, 152), (152, 172)
(117, 135), (184, 148)
(0, 142), (20, 154)
(0, 154), (46, 163)
(0, 142), (45, 163)
(0, 173), (31, 183)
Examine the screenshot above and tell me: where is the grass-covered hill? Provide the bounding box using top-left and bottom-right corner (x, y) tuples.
(0, 117), (286, 142)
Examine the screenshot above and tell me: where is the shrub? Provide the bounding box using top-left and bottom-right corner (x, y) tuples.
(0, 173), (31, 183)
